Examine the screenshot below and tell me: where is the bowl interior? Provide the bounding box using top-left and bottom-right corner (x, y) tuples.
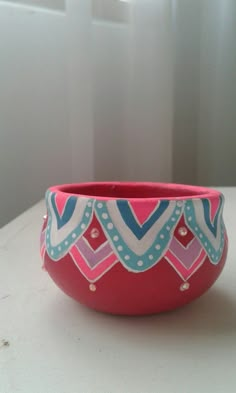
(55, 182), (219, 200)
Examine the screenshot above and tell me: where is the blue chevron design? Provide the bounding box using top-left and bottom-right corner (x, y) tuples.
(51, 192), (77, 229)
(202, 196), (223, 237)
(116, 200), (169, 239)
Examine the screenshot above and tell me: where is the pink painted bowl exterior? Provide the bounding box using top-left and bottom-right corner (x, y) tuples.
(40, 182), (228, 315)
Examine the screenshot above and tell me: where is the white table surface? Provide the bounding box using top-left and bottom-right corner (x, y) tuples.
(1, 188), (236, 393)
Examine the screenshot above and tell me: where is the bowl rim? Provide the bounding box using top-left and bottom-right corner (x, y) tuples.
(48, 182), (222, 202)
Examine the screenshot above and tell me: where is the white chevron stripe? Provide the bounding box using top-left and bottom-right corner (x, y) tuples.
(106, 200), (177, 256)
(48, 195), (89, 246)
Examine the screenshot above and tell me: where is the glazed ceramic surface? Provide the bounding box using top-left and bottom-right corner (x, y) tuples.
(40, 182), (228, 315)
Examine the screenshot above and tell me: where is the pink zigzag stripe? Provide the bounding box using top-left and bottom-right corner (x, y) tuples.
(165, 248), (207, 281)
(169, 237), (202, 269)
(75, 237), (112, 268)
(70, 245), (118, 282)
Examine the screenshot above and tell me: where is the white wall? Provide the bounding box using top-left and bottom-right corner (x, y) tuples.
(0, 2), (71, 226)
(4, 0), (65, 11)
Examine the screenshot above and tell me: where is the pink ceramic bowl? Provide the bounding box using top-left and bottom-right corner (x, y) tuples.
(40, 182), (228, 315)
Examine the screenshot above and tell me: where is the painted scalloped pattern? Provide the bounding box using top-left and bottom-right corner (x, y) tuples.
(42, 191), (226, 282)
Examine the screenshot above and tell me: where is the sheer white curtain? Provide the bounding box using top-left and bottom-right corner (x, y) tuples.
(66, 0), (236, 186)
(122, 0), (173, 181)
(198, 0), (236, 186)
(0, 0), (235, 225)
(66, 0), (173, 182)
(173, 0), (236, 186)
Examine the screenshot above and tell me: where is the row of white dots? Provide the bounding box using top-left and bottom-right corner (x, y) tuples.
(47, 203), (92, 253)
(47, 201), (223, 264)
(194, 223), (220, 259)
(187, 208), (223, 259)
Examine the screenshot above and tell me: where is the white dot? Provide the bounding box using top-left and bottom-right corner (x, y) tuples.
(205, 242), (207, 246)
(58, 246), (61, 251)
(124, 255), (130, 260)
(85, 212), (89, 217)
(187, 206), (191, 210)
(155, 244), (161, 250)
(180, 282), (190, 291)
(208, 248), (211, 253)
(97, 203), (103, 209)
(177, 201), (183, 207)
(113, 235), (119, 241)
(178, 227), (188, 237)
(87, 202), (92, 207)
(81, 223), (86, 229)
(160, 234), (164, 239)
(175, 210), (181, 215)
(137, 260), (143, 267)
(188, 216), (192, 222)
(65, 240), (68, 245)
(117, 245), (123, 251)
(199, 233), (203, 238)
(46, 233), (49, 239)
(89, 283), (96, 292)
(90, 228), (100, 239)
(107, 223), (113, 230)
(51, 250), (54, 256)
(149, 254), (154, 260)
(211, 254), (214, 258)
(102, 213), (108, 219)
(166, 226), (170, 231)
(195, 227), (198, 231)
(72, 233), (76, 238)
(171, 217), (176, 222)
